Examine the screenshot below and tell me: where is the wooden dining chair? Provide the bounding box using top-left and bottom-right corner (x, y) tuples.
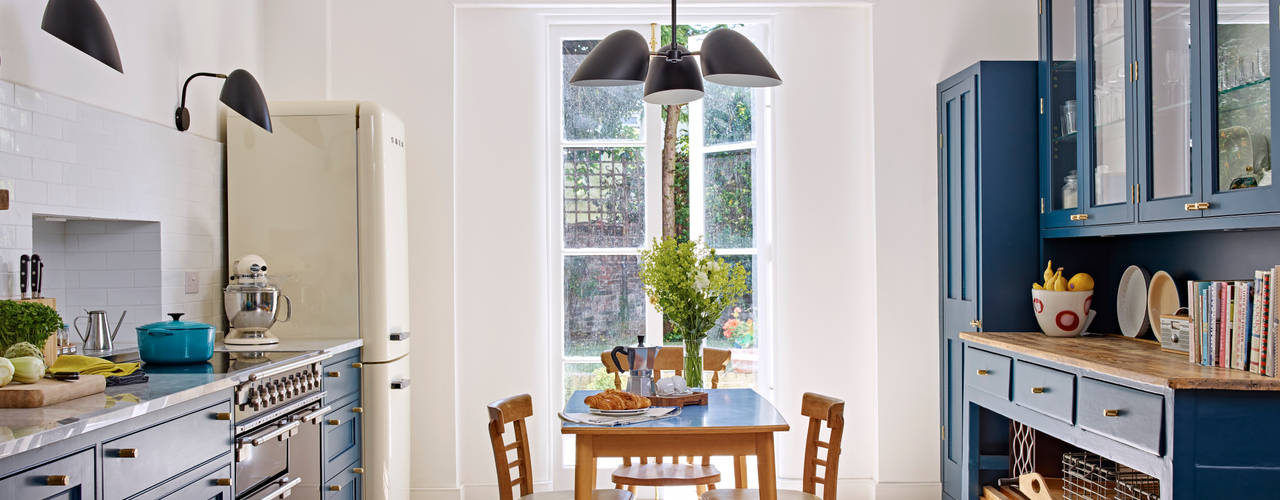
(598, 347), (737, 495)
(488, 394), (633, 500)
(699, 392), (845, 500)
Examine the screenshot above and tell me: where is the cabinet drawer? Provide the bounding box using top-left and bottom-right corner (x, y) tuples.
(323, 465), (362, 500)
(324, 351), (362, 403)
(0, 448), (94, 499)
(1078, 378), (1164, 455)
(1013, 361), (1076, 424)
(964, 347), (1012, 399)
(102, 400), (234, 500)
(324, 395), (363, 480)
(132, 454), (233, 500)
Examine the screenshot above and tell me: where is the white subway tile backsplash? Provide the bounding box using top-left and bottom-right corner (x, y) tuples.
(66, 288), (107, 305)
(32, 159), (64, 183)
(0, 106), (31, 133)
(75, 232), (134, 252)
(46, 184), (75, 206)
(0, 81), (13, 106)
(0, 152), (33, 179)
(108, 251), (161, 270)
(32, 114), (63, 139)
(64, 251), (106, 270)
(78, 270), (135, 288)
(13, 86), (45, 114)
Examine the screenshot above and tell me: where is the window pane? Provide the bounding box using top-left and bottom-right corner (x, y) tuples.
(563, 362), (625, 402)
(563, 147), (645, 248)
(704, 150), (754, 248)
(564, 255), (646, 357)
(704, 83), (752, 145)
(563, 40), (644, 141)
(707, 255), (756, 389)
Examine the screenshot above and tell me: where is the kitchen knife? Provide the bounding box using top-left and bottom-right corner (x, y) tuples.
(31, 255), (42, 298)
(19, 254), (28, 299)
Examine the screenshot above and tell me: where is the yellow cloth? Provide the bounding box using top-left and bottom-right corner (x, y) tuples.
(49, 355), (141, 377)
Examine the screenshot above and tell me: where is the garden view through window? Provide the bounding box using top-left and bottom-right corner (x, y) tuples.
(557, 24), (768, 402)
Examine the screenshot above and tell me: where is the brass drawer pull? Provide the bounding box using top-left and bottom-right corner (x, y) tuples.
(45, 475), (69, 486)
(328, 371), (341, 377)
(976, 369), (991, 376)
(1184, 202), (1210, 211)
(1031, 387), (1046, 394)
(353, 467), (365, 474)
(328, 419), (341, 425)
(118, 448), (139, 458)
(352, 407), (364, 414)
(352, 362), (363, 368)
(1069, 213), (1091, 221)
(329, 485), (342, 491)
(969, 320), (981, 328)
(215, 478), (232, 486)
(1104, 409), (1121, 417)
(214, 412), (231, 420)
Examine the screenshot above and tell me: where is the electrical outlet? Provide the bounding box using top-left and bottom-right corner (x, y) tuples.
(185, 272), (199, 294)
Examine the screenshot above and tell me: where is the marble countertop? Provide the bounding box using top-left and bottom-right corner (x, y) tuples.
(0, 337), (361, 460)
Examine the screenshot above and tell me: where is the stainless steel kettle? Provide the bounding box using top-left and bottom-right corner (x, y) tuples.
(609, 336), (662, 397)
(75, 310), (127, 352)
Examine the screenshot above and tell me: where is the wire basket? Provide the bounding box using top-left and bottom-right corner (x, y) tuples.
(1062, 452), (1161, 500)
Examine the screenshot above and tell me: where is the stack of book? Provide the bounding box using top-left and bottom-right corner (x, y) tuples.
(1188, 266), (1279, 375)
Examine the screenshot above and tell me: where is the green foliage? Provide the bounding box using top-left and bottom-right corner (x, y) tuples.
(562, 40), (643, 141)
(0, 301), (62, 352)
(638, 237), (749, 342)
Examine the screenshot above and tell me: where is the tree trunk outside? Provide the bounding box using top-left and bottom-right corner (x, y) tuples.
(661, 103), (680, 239)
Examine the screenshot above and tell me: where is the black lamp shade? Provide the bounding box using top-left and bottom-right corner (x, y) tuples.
(41, 0), (123, 73)
(570, 30), (650, 87)
(699, 28), (781, 87)
(220, 69), (272, 132)
(643, 51), (705, 105)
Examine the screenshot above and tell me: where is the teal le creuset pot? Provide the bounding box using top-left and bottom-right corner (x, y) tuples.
(136, 313), (215, 364)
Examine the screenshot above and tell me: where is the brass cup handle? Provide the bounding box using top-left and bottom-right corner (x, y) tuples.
(352, 362), (363, 368)
(327, 371), (341, 378)
(327, 419), (341, 425)
(352, 407), (364, 414)
(117, 448), (139, 458)
(329, 485), (342, 491)
(976, 369), (991, 376)
(215, 478), (232, 486)
(214, 412), (232, 421)
(353, 467), (365, 474)
(1031, 387), (1046, 394)
(1104, 409), (1121, 417)
(45, 475), (69, 486)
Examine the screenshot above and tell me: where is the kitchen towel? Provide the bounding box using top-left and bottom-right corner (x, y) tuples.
(49, 355), (142, 377)
(558, 407), (681, 426)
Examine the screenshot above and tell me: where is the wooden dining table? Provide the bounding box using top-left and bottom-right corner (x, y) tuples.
(561, 388), (790, 500)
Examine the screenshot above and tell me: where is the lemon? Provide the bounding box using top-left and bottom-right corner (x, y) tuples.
(1068, 272), (1095, 291)
(1051, 269), (1068, 291)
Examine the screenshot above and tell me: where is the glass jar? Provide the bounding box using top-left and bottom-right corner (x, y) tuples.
(1062, 171), (1079, 209)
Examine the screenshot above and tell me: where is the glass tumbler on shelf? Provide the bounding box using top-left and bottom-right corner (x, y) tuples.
(1061, 100), (1078, 136)
(1062, 171), (1079, 209)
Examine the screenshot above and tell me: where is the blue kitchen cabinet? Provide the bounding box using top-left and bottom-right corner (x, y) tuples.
(1041, 0), (1084, 228)
(937, 61), (1042, 500)
(323, 347), (363, 497)
(0, 448), (95, 499)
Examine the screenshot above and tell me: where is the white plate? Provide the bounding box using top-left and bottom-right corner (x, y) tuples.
(1147, 270), (1180, 341)
(1118, 265), (1151, 338)
(588, 408), (646, 416)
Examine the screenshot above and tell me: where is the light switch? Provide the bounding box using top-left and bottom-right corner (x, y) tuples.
(185, 272), (199, 294)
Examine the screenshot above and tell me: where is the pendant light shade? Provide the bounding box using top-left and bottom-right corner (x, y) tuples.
(570, 30), (650, 87)
(643, 48), (704, 105)
(219, 69), (272, 132)
(41, 0), (123, 73)
(699, 28), (781, 87)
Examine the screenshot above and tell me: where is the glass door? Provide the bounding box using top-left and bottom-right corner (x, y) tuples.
(1202, 0), (1280, 215)
(1042, 0), (1084, 227)
(1138, 0), (1199, 220)
(1081, 0), (1139, 224)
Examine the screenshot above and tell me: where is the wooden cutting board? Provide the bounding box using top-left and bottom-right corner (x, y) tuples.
(0, 375), (106, 408)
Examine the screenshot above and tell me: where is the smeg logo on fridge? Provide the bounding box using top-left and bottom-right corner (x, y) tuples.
(389, 136), (405, 148)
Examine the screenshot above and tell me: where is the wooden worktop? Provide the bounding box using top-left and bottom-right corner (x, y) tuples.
(961, 331), (1280, 391)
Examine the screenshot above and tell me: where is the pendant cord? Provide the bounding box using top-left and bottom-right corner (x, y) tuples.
(670, 0), (678, 58)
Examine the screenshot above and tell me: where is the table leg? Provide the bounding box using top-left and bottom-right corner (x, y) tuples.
(755, 433), (777, 500)
(575, 435), (596, 500)
(733, 455), (749, 488)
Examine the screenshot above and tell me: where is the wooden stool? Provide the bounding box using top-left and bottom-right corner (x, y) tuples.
(488, 394), (633, 500)
(700, 393), (845, 500)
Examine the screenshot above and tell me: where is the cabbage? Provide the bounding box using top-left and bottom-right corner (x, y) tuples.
(9, 356), (44, 384)
(4, 342), (43, 361)
(0, 357), (12, 387)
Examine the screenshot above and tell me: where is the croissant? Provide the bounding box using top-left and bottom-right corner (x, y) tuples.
(586, 389), (651, 410)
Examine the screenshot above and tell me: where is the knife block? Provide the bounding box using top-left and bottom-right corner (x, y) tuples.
(17, 297), (59, 366)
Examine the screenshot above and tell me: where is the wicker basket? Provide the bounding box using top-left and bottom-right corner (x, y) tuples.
(1061, 451), (1161, 500)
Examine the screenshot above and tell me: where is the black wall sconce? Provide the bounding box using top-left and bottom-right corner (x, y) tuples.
(175, 69), (272, 132)
(41, 0), (123, 73)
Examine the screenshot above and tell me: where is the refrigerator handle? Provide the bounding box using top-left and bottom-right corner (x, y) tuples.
(389, 331), (410, 341)
(390, 378), (411, 390)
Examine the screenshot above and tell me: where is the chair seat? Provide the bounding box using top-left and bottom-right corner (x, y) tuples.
(520, 489), (634, 500)
(611, 463), (722, 486)
(701, 489), (819, 500)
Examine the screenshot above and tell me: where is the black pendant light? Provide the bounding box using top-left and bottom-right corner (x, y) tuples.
(568, 0), (780, 105)
(175, 69), (272, 133)
(41, 0), (123, 73)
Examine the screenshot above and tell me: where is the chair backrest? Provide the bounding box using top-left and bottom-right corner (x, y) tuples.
(800, 392), (845, 500)
(600, 346), (732, 389)
(487, 394), (534, 500)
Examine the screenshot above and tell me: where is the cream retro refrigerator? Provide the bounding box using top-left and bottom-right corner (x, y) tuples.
(227, 101), (411, 500)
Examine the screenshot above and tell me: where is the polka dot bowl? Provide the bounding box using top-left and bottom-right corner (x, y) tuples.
(1031, 289), (1095, 337)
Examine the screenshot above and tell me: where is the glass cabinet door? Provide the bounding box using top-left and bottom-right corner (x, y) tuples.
(1041, 0), (1083, 227)
(1080, 0), (1138, 224)
(1138, 0), (1197, 221)
(1203, 0), (1280, 215)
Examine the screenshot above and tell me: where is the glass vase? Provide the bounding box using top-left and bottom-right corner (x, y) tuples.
(683, 338), (705, 388)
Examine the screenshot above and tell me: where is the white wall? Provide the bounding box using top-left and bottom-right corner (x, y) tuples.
(870, 1), (1037, 498)
(0, 0), (267, 140)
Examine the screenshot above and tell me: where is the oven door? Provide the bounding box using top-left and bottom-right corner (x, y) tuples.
(236, 414), (304, 498)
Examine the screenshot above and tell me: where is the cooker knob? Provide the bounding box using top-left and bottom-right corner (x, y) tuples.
(267, 384), (279, 404)
(293, 375), (303, 393)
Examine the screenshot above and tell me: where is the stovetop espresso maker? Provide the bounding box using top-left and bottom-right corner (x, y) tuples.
(609, 335), (661, 396)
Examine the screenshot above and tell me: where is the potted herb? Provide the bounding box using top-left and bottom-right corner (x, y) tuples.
(0, 301), (65, 361)
(638, 237), (748, 388)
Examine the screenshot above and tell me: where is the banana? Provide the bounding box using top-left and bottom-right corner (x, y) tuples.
(1051, 268), (1068, 291)
(1032, 282), (1044, 290)
(1043, 260), (1054, 286)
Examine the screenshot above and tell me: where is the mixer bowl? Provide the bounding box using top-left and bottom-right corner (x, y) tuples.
(224, 285), (291, 332)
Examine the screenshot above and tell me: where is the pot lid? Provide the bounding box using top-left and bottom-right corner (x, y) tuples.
(139, 313), (215, 331)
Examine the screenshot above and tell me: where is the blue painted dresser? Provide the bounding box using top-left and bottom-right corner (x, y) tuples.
(322, 347), (364, 498)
